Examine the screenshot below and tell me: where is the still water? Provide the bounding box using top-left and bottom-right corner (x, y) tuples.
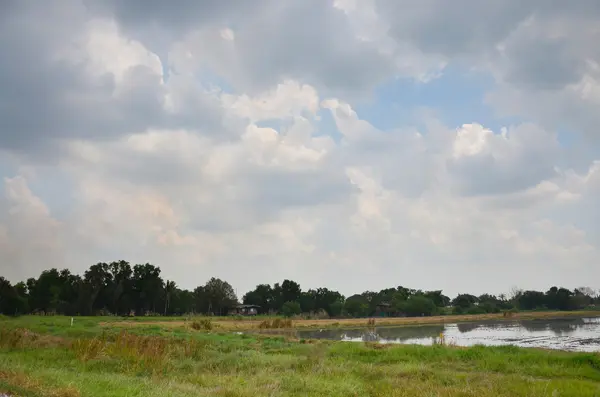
(295, 317), (600, 352)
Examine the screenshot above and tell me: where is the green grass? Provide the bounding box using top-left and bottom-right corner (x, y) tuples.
(0, 316), (599, 396)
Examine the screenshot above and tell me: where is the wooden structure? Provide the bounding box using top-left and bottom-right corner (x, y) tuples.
(229, 304), (260, 316)
(374, 302), (393, 317)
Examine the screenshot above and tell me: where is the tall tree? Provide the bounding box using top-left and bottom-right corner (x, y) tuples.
(107, 260), (133, 315)
(132, 263), (164, 315)
(164, 280), (176, 315)
(27, 269), (62, 314)
(83, 263), (111, 315)
(273, 280), (301, 311)
(0, 277), (20, 315)
(451, 294), (479, 310)
(203, 278), (237, 315)
(243, 284), (275, 314)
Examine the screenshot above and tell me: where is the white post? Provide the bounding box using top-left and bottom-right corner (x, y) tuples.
(71, 317), (74, 327)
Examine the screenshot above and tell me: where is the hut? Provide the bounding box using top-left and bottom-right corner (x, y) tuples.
(374, 302), (393, 317)
(229, 304), (260, 316)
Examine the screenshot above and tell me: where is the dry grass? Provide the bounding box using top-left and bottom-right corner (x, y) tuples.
(0, 328), (68, 349)
(0, 370), (80, 397)
(258, 318), (293, 329)
(190, 318), (214, 331)
(70, 330), (211, 375)
(100, 310), (600, 331)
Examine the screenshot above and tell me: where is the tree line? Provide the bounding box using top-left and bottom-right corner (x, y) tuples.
(0, 261), (598, 317)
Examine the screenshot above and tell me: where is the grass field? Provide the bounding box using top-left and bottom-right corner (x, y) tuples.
(0, 315), (599, 396)
(102, 310), (600, 331)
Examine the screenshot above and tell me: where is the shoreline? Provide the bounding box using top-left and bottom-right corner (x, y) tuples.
(99, 310), (600, 330)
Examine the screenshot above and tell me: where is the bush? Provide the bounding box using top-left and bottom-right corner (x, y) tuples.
(191, 319), (213, 331)
(281, 301), (301, 318)
(258, 318), (293, 329)
(466, 305), (487, 315)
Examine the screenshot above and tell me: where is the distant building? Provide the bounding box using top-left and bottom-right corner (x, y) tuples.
(229, 304), (260, 316)
(374, 302), (393, 317)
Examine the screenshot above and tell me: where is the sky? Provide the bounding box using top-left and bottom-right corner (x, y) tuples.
(1, 0), (599, 298)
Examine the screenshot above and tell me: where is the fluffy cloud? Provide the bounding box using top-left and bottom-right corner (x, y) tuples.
(0, 0), (598, 297)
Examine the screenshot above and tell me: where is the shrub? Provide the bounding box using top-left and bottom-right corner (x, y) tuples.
(281, 301), (302, 318)
(191, 319), (213, 331)
(258, 318), (293, 329)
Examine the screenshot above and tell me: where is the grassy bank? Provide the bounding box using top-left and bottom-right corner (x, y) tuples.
(0, 316), (599, 396)
(101, 310), (600, 331)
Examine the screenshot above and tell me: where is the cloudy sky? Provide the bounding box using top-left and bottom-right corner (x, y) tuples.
(1, 0), (599, 297)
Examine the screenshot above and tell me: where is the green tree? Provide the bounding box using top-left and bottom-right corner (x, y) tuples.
(171, 288), (195, 314)
(27, 269), (63, 314)
(164, 280), (177, 315)
(132, 263), (164, 315)
(83, 263), (111, 315)
(424, 290), (450, 308)
(281, 301), (301, 317)
(243, 284), (274, 313)
(344, 295), (369, 317)
(516, 290), (546, 310)
(451, 294), (479, 310)
(273, 280), (301, 311)
(0, 277), (19, 315)
(399, 295), (437, 317)
(203, 278), (237, 316)
(107, 260), (133, 315)
(545, 287), (574, 311)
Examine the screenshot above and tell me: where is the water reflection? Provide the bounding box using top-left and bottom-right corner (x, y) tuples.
(456, 322), (480, 333)
(295, 317), (600, 352)
(310, 325), (446, 344)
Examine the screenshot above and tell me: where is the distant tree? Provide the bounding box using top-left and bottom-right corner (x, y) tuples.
(171, 289), (195, 314)
(0, 277), (19, 315)
(281, 301), (301, 317)
(273, 280), (301, 311)
(203, 278), (237, 316)
(344, 295), (369, 317)
(477, 294), (506, 313)
(107, 260), (133, 315)
(13, 282), (29, 314)
(545, 287), (574, 311)
(451, 294), (479, 310)
(329, 299), (344, 317)
(193, 286), (208, 313)
(313, 288), (345, 316)
(423, 290), (450, 308)
(399, 295), (437, 317)
(27, 269), (64, 314)
(516, 290), (546, 310)
(83, 263), (111, 314)
(299, 290), (316, 313)
(243, 284), (275, 314)
(164, 280), (176, 315)
(132, 263), (164, 315)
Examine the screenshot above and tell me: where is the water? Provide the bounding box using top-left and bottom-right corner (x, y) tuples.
(295, 317), (600, 352)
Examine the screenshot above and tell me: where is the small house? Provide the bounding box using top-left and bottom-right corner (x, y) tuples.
(229, 304), (260, 316)
(374, 302), (393, 317)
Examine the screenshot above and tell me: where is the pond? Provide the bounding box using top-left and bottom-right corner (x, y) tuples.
(295, 317), (600, 352)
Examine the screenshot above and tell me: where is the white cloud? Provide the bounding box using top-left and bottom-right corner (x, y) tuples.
(0, 0), (599, 298)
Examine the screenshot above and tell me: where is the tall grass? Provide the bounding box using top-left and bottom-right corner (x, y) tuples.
(69, 330), (213, 375)
(190, 318), (213, 331)
(258, 318), (293, 329)
(2, 316), (600, 396)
